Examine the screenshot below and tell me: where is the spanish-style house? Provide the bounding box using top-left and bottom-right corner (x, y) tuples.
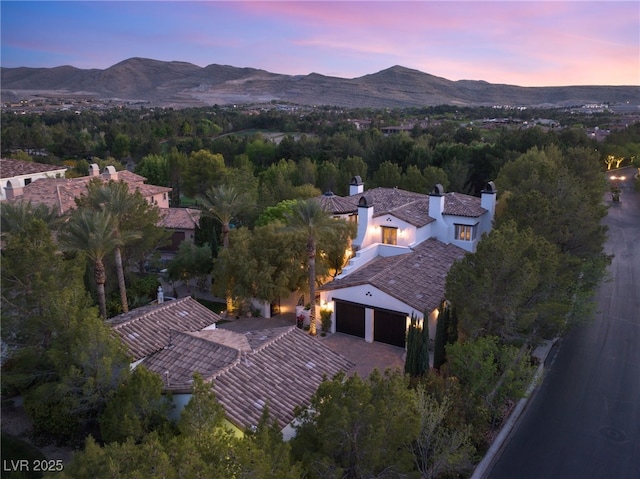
(1, 160), (200, 249)
(0, 158), (67, 201)
(109, 296), (352, 439)
(158, 207), (202, 252)
(3, 162), (171, 213)
(316, 177), (497, 348)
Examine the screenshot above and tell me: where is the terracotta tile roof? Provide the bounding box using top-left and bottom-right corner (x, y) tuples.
(319, 238), (466, 313)
(143, 326), (354, 430)
(129, 182), (172, 198)
(350, 187), (486, 224)
(108, 297), (220, 361)
(443, 192), (486, 217)
(7, 177), (76, 213)
(143, 331), (241, 390)
(354, 187), (427, 218)
(386, 199), (434, 227)
(5, 169), (170, 214)
(159, 208), (201, 229)
(0, 158), (67, 178)
(190, 329), (252, 352)
(314, 191), (358, 215)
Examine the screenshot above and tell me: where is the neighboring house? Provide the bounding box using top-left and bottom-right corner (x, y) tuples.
(316, 177), (497, 348)
(109, 297), (353, 439)
(2, 162), (171, 213)
(1, 160), (200, 251)
(0, 158), (67, 201)
(158, 207), (202, 252)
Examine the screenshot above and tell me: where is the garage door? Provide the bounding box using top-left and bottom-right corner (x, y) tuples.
(335, 300), (365, 338)
(374, 309), (407, 347)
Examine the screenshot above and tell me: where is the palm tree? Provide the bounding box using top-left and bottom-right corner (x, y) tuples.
(79, 180), (141, 313)
(1, 200), (61, 239)
(285, 199), (335, 336)
(199, 185), (251, 311)
(199, 184), (249, 248)
(60, 209), (119, 319)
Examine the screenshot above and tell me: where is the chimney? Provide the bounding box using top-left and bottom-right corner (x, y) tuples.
(103, 165), (118, 181)
(428, 184), (445, 217)
(89, 163), (100, 177)
(480, 181), (498, 235)
(157, 286), (164, 304)
(353, 193), (374, 249)
(4, 180), (23, 200)
(428, 184), (446, 242)
(481, 181), (497, 218)
(349, 175), (364, 196)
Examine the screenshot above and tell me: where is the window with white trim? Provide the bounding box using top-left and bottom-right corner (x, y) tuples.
(455, 224), (477, 241)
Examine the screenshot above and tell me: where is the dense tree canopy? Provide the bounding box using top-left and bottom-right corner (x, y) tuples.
(446, 221), (571, 343)
(1, 104), (632, 474)
(496, 145), (608, 259)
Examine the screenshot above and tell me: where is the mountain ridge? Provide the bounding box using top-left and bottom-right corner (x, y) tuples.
(2, 57), (638, 108)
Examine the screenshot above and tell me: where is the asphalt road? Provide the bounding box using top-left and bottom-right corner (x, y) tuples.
(487, 167), (640, 479)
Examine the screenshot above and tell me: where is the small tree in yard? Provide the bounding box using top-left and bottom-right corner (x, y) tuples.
(166, 241), (212, 295)
(405, 313), (430, 377)
(433, 303), (448, 371)
(434, 300), (457, 371)
(410, 388), (475, 479)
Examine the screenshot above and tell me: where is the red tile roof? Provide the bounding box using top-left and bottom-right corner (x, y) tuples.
(319, 238), (466, 313)
(443, 192), (486, 217)
(0, 158), (67, 178)
(143, 326), (354, 430)
(5, 169), (170, 214)
(159, 208), (201, 230)
(314, 191), (358, 215)
(109, 297), (220, 361)
(350, 187), (487, 225)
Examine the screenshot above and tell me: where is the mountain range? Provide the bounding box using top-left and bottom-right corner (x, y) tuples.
(2, 57), (639, 109)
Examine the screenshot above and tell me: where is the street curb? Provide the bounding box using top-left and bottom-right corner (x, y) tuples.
(470, 338), (558, 479)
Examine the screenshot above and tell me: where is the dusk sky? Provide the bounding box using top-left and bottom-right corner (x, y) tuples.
(2, 1), (638, 87)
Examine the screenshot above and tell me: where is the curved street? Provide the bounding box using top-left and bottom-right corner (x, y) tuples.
(487, 167), (640, 479)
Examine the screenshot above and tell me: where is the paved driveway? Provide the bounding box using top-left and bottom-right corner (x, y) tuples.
(218, 313), (406, 379)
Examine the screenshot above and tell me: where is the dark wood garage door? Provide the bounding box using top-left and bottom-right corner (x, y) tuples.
(335, 300), (365, 338)
(374, 309), (407, 347)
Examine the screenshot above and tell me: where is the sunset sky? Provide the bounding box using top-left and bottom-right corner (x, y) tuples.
(2, 1), (638, 87)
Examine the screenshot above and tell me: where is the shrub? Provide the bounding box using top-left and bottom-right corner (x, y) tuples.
(319, 308), (332, 333)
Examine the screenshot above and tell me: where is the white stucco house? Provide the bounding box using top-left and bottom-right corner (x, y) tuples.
(317, 177), (497, 348)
